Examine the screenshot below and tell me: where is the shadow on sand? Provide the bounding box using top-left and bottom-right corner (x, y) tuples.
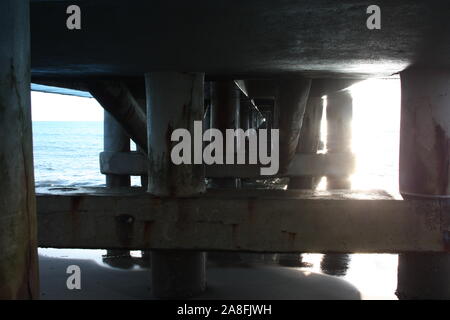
(39, 254), (361, 300)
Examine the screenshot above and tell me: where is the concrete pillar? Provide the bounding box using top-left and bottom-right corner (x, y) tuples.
(397, 253), (450, 299)
(104, 111), (131, 187)
(320, 90), (353, 276)
(239, 99), (252, 185)
(137, 145), (148, 189)
(277, 78), (312, 173)
(146, 72), (206, 196)
(397, 67), (450, 299)
(103, 111), (131, 259)
(0, 0), (39, 299)
(240, 100), (251, 131)
(206, 81), (242, 264)
(151, 251), (206, 298)
(210, 81), (241, 189)
(288, 96), (324, 189)
(145, 72), (206, 298)
(399, 68), (450, 198)
(284, 96), (323, 266)
(326, 91), (352, 189)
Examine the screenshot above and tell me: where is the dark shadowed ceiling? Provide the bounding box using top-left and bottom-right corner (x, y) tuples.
(30, 0), (450, 79)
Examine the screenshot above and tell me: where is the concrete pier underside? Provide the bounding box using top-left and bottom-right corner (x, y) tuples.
(30, 1), (450, 79)
(13, 0), (450, 300)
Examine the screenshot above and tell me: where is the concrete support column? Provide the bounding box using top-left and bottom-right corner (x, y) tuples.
(399, 68), (450, 198)
(0, 0), (39, 299)
(283, 96), (323, 267)
(320, 90), (352, 275)
(137, 145), (148, 189)
(288, 96), (324, 189)
(240, 100), (251, 131)
(145, 72), (206, 298)
(326, 91), (352, 189)
(146, 72), (205, 196)
(277, 78), (312, 173)
(104, 111), (131, 187)
(103, 111), (131, 259)
(210, 81), (241, 189)
(397, 67), (450, 299)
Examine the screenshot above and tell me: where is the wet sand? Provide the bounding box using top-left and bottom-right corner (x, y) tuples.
(39, 253), (364, 300)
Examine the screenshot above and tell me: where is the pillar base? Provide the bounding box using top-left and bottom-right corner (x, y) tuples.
(397, 253), (450, 300)
(151, 251), (206, 299)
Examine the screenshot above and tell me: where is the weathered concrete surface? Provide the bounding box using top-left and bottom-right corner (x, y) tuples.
(145, 72), (206, 197)
(35, 188), (450, 253)
(88, 80), (147, 151)
(30, 1), (450, 78)
(99, 151), (354, 178)
(399, 68), (450, 198)
(397, 67), (450, 300)
(0, 0), (39, 299)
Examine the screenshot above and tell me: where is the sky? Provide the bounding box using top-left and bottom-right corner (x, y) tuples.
(31, 91), (103, 121)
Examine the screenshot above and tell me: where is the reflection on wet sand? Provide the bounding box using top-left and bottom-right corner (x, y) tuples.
(320, 254), (351, 277)
(39, 250), (362, 300)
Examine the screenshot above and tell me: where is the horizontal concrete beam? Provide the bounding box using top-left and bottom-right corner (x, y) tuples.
(36, 187), (450, 253)
(100, 151), (146, 176)
(99, 152), (354, 178)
